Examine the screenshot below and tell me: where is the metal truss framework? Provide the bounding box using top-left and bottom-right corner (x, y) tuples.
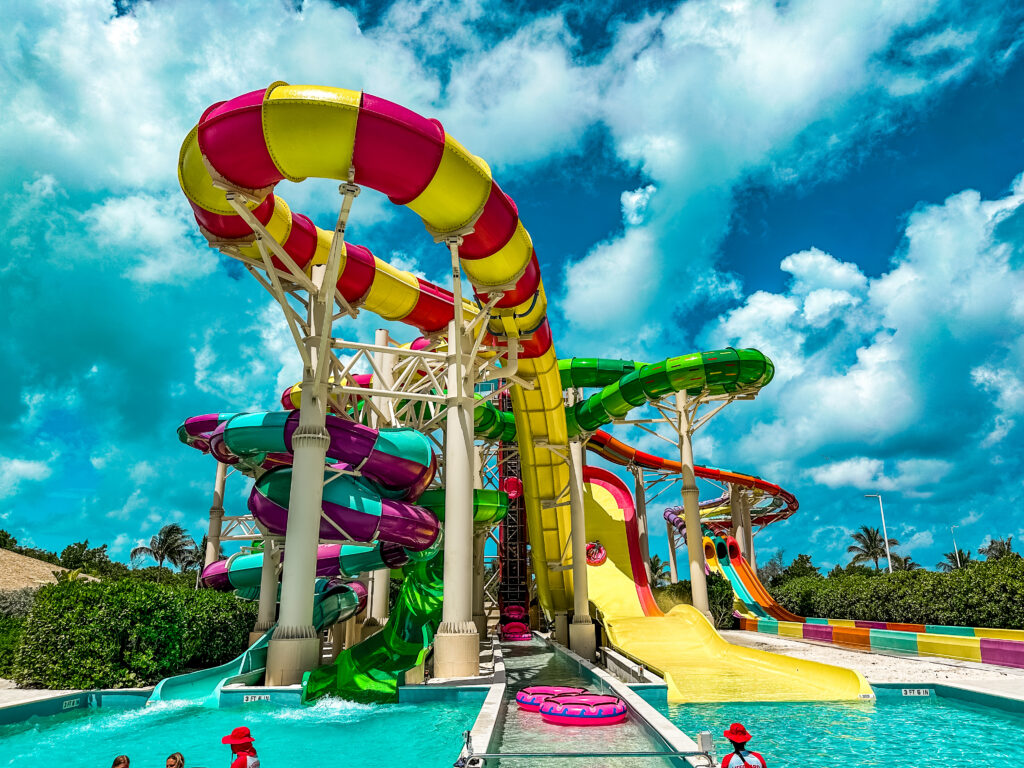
(198, 168), (530, 557)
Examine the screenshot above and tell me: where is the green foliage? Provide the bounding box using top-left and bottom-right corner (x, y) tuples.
(979, 536), (1017, 561)
(59, 540), (131, 580)
(0, 617), (25, 677)
(653, 580), (692, 613)
(12, 579), (256, 689)
(937, 549), (974, 572)
(757, 549), (785, 587)
(706, 572), (737, 629)
(847, 525), (899, 570)
(775, 554), (821, 586)
(774, 557), (1024, 629)
(648, 555), (671, 589)
(651, 576), (734, 629)
(0, 588), (38, 619)
(0, 529), (17, 550)
(131, 524), (196, 571)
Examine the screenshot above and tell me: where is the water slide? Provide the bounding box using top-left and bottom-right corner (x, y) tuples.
(176, 84), (868, 703)
(583, 466), (872, 702)
(702, 535), (770, 620)
(148, 577), (364, 706)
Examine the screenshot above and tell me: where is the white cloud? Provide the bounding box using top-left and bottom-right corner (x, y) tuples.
(0, 457), (53, 499)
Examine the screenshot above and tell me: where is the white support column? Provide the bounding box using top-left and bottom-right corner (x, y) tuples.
(364, 328), (393, 637)
(204, 461), (227, 568)
(252, 539), (280, 644)
(666, 522), (679, 584)
(745, 511), (757, 571)
(567, 437), (596, 661)
(676, 392), (710, 617)
(730, 486), (748, 560)
(266, 263), (333, 686)
(434, 235), (479, 679)
(631, 465), (653, 583)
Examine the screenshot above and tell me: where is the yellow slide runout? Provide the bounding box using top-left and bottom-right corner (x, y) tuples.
(583, 469), (873, 704)
(604, 609), (874, 703)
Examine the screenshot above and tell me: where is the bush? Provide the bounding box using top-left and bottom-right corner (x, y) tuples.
(12, 580), (257, 689)
(772, 558), (1024, 628)
(707, 572), (738, 630)
(0, 588), (38, 619)
(652, 576), (735, 629)
(0, 617), (25, 677)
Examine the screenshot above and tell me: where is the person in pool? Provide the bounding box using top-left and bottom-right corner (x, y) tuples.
(721, 723), (767, 767)
(111, 757), (129, 768)
(222, 726), (260, 768)
(166, 753), (185, 768)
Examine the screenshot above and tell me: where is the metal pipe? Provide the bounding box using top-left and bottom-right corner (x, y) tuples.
(865, 494), (893, 573)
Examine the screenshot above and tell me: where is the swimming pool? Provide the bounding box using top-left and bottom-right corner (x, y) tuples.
(667, 689), (1024, 766)
(0, 696), (480, 768)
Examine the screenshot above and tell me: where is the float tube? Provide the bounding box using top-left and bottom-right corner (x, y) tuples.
(515, 686), (587, 711)
(539, 694), (628, 726)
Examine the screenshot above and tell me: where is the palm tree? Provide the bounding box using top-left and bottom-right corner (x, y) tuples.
(889, 552), (921, 571)
(648, 555), (670, 588)
(178, 535), (209, 573)
(131, 524), (196, 570)
(847, 525), (899, 570)
(937, 549), (973, 572)
(978, 536), (1014, 561)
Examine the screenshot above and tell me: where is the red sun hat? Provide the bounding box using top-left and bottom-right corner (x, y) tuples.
(723, 722), (752, 743)
(221, 726), (255, 745)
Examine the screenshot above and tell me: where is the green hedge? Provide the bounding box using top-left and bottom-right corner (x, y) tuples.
(773, 558), (1024, 629)
(652, 573), (737, 630)
(12, 580), (257, 689)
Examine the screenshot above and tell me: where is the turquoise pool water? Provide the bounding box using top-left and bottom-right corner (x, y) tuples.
(0, 697), (479, 767)
(668, 692), (1024, 766)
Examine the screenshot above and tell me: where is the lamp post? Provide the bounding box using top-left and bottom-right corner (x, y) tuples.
(864, 494), (892, 574)
(950, 525), (961, 568)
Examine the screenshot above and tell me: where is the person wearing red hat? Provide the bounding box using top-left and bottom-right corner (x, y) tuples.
(721, 723), (766, 767)
(221, 726), (260, 768)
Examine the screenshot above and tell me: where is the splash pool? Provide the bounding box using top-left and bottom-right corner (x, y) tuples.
(0, 697), (479, 768)
(668, 689), (1024, 766)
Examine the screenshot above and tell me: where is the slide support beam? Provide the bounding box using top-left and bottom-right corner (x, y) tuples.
(677, 392), (710, 617)
(266, 261), (335, 685)
(567, 436), (596, 661)
(253, 539), (280, 643)
(435, 236), (480, 679)
(204, 461), (227, 568)
(364, 328), (394, 637)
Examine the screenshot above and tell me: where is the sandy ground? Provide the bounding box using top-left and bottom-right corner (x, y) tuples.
(0, 678), (79, 706)
(721, 630), (1024, 700)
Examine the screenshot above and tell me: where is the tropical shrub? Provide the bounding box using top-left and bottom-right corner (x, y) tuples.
(773, 558), (1024, 628)
(12, 579), (257, 689)
(652, 575), (736, 629)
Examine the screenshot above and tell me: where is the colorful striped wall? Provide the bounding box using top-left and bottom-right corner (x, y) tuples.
(739, 618), (1024, 669)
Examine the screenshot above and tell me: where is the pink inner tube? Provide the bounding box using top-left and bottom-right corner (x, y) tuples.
(539, 694), (628, 726)
(515, 686), (587, 712)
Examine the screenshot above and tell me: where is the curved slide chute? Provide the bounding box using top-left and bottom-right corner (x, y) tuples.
(149, 577), (365, 706)
(588, 430), (799, 531)
(177, 84), (867, 703)
(583, 467), (871, 702)
(724, 536), (803, 623)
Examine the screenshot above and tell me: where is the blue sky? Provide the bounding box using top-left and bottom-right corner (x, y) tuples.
(1, 0), (1023, 573)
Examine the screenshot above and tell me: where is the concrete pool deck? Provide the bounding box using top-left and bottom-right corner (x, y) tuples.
(720, 630), (1024, 701)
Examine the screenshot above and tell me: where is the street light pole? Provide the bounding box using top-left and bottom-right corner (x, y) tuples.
(864, 494), (892, 574)
(950, 525), (961, 568)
